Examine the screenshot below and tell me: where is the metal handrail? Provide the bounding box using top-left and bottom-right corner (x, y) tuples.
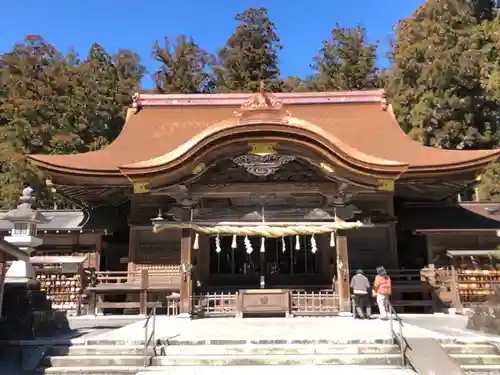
(143, 302), (161, 367)
(387, 300), (411, 367)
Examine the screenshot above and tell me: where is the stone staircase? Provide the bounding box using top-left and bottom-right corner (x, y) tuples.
(441, 340), (500, 375)
(36, 338), (403, 374)
(37, 340), (151, 375)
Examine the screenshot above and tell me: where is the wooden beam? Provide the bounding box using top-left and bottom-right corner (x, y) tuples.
(179, 206), (194, 315)
(190, 182), (339, 197)
(0, 253), (5, 318)
(336, 232), (350, 312)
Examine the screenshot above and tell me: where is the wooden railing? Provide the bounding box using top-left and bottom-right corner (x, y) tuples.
(192, 292), (238, 317)
(291, 290), (339, 315)
(94, 267), (180, 286)
(351, 269), (422, 283)
(88, 268), (181, 315)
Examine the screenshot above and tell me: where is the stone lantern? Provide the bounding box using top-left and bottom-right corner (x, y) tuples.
(1, 187), (51, 284)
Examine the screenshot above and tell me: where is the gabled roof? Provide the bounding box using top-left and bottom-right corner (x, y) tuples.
(399, 202), (500, 232)
(0, 210), (85, 232)
(28, 90), (499, 180)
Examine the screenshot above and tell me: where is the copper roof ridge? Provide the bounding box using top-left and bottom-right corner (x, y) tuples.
(28, 155), (124, 175)
(132, 90), (386, 107)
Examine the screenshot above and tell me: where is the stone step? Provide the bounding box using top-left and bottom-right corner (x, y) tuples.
(161, 338), (395, 345)
(138, 365), (417, 375)
(442, 343), (498, 355)
(159, 343), (400, 356)
(43, 355), (148, 367)
(37, 366), (143, 375)
(152, 353), (402, 366)
(450, 354), (500, 366)
(462, 364), (500, 374)
(47, 345), (153, 356)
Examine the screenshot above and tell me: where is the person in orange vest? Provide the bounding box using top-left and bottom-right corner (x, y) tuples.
(373, 266), (392, 320)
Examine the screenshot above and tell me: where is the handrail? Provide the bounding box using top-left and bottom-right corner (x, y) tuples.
(143, 302), (161, 367)
(387, 300), (411, 367)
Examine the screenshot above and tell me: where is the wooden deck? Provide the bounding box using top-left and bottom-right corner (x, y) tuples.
(87, 269), (180, 314)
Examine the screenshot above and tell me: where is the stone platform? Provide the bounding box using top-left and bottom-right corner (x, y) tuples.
(9, 315), (500, 375)
(94, 316), (448, 343)
(136, 365), (417, 375)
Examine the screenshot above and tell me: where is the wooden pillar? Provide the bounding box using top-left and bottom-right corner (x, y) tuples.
(139, 269), (149, 315)
(426, 235), (434, 268)
(128, 228), (138, 272)
(179, 206), (193, 315)
(0, 253), (5, 318)
(336, 232), (350, 312)
(95, 234), (102, 272)
(387, 224), (398, 269)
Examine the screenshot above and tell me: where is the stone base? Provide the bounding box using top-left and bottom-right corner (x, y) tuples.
(466, 304), (500, 335)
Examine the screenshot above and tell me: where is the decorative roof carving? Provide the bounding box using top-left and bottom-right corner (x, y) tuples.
(131, 92), (140, 108)
(381, 92), (389, 111)
(232, 154), (295, 177)
(233, 81), (290, 117)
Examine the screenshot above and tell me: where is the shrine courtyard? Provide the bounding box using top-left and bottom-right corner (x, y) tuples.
(62, 314), (496, 344)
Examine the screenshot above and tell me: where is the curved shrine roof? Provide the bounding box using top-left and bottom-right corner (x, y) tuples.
(28, 90), (499, 178)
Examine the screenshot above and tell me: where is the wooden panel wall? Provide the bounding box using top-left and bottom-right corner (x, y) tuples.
(347, 226), (394, 270)
(129, 227), (182, 271)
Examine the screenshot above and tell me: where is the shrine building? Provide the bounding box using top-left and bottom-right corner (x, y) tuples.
(27, 87), (500, 316)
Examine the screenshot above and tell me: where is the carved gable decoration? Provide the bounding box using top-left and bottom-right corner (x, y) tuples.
(195, 158), (325, 184)
(233, 81), (290, 119)
(232, 154), (295, 177)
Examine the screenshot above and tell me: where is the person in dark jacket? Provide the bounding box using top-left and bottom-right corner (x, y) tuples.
(350, 269), (372, 319)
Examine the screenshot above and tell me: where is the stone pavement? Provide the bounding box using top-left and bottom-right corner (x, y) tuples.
(94, 316), (450, 343)
(136, 365), (417, 375)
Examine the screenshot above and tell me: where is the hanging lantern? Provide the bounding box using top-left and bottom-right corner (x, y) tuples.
(244, 235), (253, 254)
(231, 234), (237, 249)
(295, 235), (300, 250)
(215, 234), (222, 253)
(260, 237), (266, 253)
(311, 234), (317, 254)
(281, 236), (286, 252)
(330, 231), (336, 248)
(193, 232), (199, 250)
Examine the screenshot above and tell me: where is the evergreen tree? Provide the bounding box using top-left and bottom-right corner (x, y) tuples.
(311, 23), (380, 91)
(212, 7), (283, 92)
(386, 0), (498, 149)
(0, 35), (71, 207)
(477, 162), (500, 200)
(282, 76), (315, 92)
(0, 36), (144, 208)
(152, 36), (211, 93)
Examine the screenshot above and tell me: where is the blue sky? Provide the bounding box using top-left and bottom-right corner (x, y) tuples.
(2, 0), (423, 88)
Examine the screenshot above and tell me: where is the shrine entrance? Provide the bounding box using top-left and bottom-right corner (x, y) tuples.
(208, 234), (322, 290)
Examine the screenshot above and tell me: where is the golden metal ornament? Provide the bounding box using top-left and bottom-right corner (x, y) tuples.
(133, 181), (149, 194)
(377, 179), (395, 192)
(249, 142), (277, 156)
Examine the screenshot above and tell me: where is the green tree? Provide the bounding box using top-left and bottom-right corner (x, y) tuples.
(0, 35), (71, 207)
(282, 76), (315, 93)
(311, 23), (380, 91)
(212, 7), (283, 92)
(0, 36), (145, 208)
(478, 161), (500, 200)
(152, 36), (212, 93)
(385, 0), (498, 149)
